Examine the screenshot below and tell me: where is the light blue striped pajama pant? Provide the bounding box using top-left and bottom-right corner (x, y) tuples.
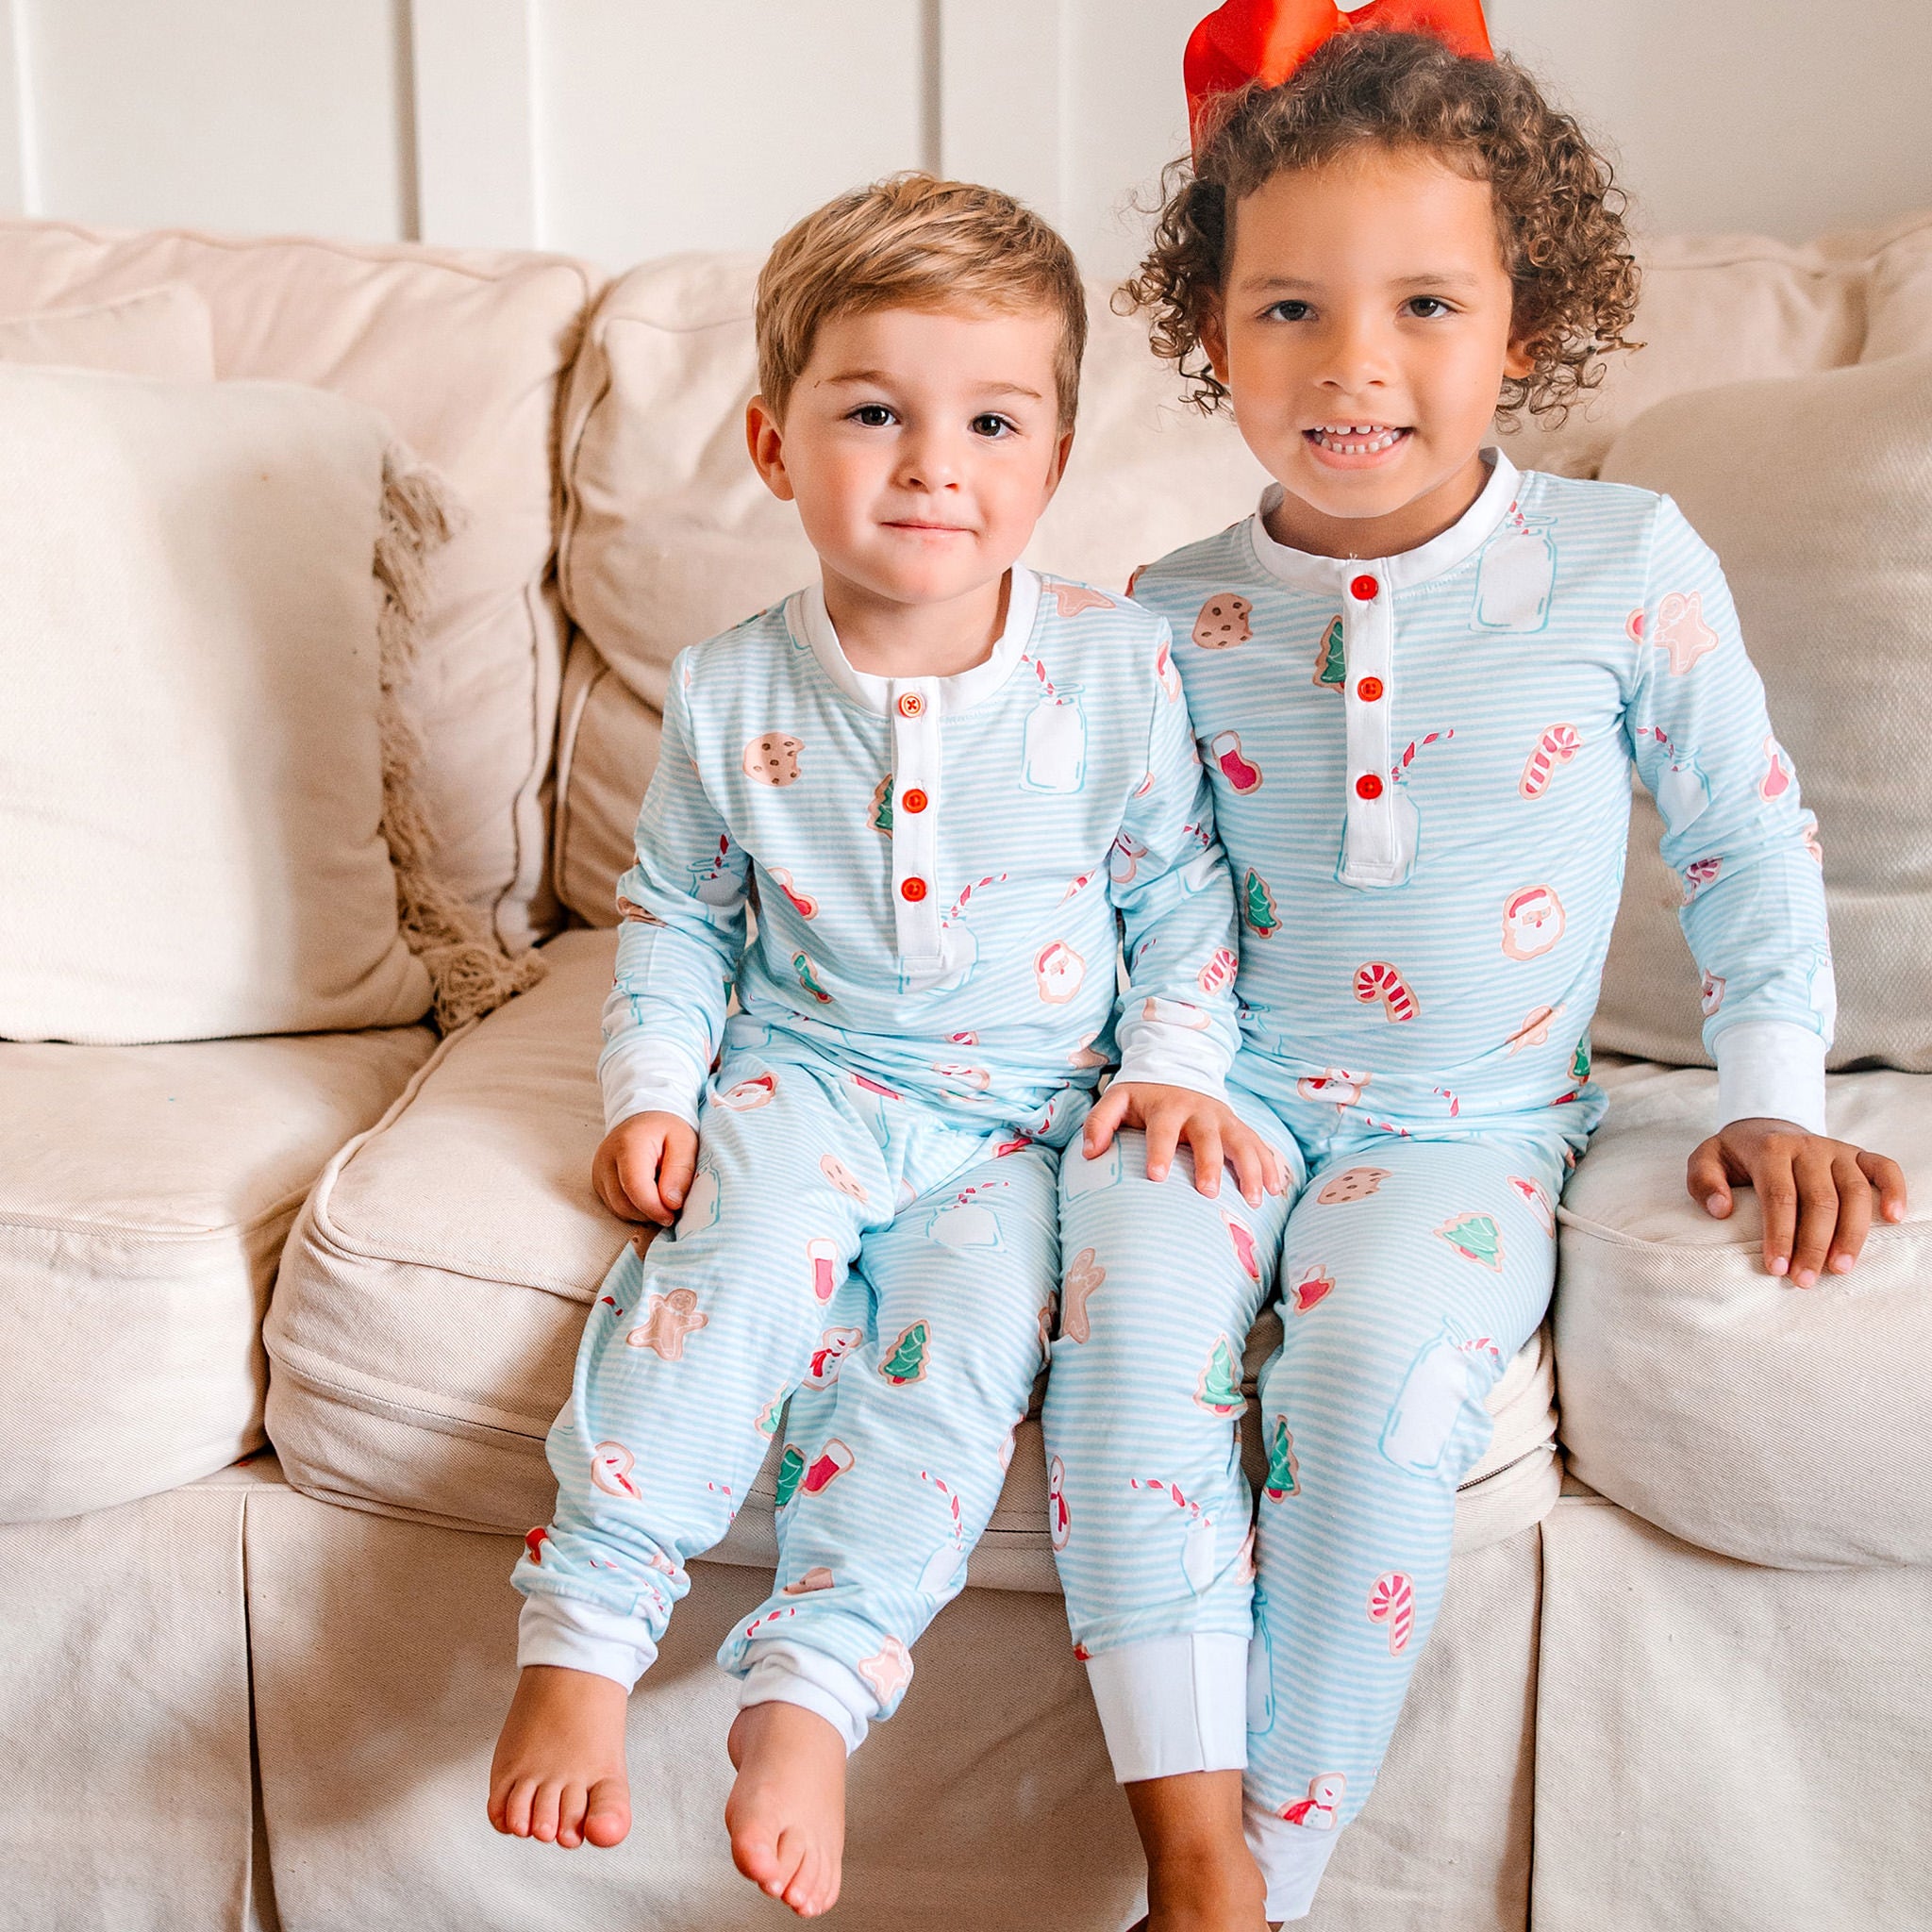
(514, 1040), (1066, 1748)
(1042, 1079), (1565, 1921)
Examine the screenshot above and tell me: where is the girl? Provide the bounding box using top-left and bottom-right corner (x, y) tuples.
(1042, 7), (1907, 1927)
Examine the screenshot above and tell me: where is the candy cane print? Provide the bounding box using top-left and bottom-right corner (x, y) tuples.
(919, 1469), (966, 1555)
(1390, 728), (1455, 785)
(1518, 723), (1581, 799)
(706, 1479), (736, 1524)
(1131, 1477), (1217, 1591)
(1432, 1086), (1461, 1118)
(1354, 960), (1418, 1024)
(1366, 1571), (1416, 1654)
(740, 1602), (800, 1643)
(949, 872), (1009, 922)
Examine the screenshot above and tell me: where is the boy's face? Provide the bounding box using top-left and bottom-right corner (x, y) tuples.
(1204, 146), (1533, 555)
(748, 305), (1073, 612)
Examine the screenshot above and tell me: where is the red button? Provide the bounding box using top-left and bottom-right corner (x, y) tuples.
(902, 788), (928, 813)
(901, 877), (927, 902)
(896, 692), (925, 719)
(1355, 773), (1384, 800)
(1356, 675), (1385, 703)
(1350, 575), (1379, 602)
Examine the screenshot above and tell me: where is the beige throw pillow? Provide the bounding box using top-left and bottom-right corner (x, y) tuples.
(0, 282), (215, 379)
(1594, 350), (1932, 1071)
(0, 361), (540, 1044)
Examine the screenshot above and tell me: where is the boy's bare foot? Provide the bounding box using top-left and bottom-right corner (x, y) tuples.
(488, 1665), (632, 1850)
(724, 1700), (848, 1918)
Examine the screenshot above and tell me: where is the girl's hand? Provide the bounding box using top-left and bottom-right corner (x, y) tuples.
(1084, 1082), (1289, 1207)
(592, 1110), (700, 1226)
(1688, 1118), (1907, 1287)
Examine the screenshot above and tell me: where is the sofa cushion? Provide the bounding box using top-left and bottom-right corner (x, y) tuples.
(1591, 349), (1932, 1072)
(0, 218), (600, 951)
(0, 281), (214, 377)
(1556, 1059), (1932, 1568)
(1500, 213), (1932, 480)
(0, 1024), (433, 1523)
(265, 929), (1558, 1584)
(548, 259), (1269, 925)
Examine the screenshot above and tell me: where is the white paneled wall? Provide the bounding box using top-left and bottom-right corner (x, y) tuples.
(2, 0), (1930, 273)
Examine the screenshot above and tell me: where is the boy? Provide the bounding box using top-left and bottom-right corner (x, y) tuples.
(487, 174), (1283, 1919)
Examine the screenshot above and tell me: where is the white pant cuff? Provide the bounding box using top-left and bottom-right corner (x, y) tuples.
(516, 1593), (657, 1690)
(1244, 1796), (1343, 1923)
(737, 1644), (874, 1756)
(1085, 1634), (1249, 1782)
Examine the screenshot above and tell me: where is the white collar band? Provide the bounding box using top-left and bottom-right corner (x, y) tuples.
(790, 565), (1041, 716)
(1247, 449), (1520, 594)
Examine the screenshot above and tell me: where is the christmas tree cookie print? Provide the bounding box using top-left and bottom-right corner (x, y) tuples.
(1435, 1212), (1505, 1271)
(774, 1443), (806, 1509)
(1264, 1416), (1300, 1501)
(1242, 869), (1281, 938)
(1313, 616), (1345, 690)
(878, 1320), (931, 1386)
(870, 773), (893, 834)
(1570, 1032), (1591, 1084)
(1194, 1335), (1244, 1416)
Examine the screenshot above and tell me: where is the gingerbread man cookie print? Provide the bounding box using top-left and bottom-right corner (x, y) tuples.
(626, 1288), (708, 1360)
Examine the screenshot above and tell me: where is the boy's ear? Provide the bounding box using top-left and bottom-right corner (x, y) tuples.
(1041, 425), (1077, 504)
(744, 394), (796, 502)
(1199, 297), (1231, 387)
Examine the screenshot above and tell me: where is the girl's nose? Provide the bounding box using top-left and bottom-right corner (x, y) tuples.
(1317, 312), (1394, 392)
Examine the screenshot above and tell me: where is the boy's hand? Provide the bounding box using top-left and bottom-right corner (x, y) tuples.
(1084, 1082), (1288, 1207)
(1689, 1117), (1907, 1287)
(592, 1110), (700, 1227)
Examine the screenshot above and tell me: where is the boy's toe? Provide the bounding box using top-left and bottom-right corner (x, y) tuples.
(501, 1776), (537, 1838)
(529, 1778), (563, 1843)
(584, 1777), (631, 1848)
(555, 1782), (587, 1849)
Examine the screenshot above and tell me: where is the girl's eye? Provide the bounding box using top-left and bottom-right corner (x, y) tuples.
(1406, 297), (1452, 319)
(1263, 300), (1312, 323)
(970, 413), (1015, 439)
(851, 404), (897, 427)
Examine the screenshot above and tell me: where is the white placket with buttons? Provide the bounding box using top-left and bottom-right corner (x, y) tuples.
(1250, 455), (1520, 894)
(889, 682), (943, 970)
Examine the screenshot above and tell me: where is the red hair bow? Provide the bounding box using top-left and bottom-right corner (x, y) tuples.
(1185, 0), (1493, 153)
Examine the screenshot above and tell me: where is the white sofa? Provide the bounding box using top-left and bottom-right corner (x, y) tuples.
(3, 208), (1929, 1932)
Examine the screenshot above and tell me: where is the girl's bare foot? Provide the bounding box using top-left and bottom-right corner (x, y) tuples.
(488, 1665), (632, 1850)
(1126, 1770), (1270, 1931)
(724, 1701), (848, 1918)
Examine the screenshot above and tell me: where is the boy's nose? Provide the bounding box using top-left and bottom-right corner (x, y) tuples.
(895, 434), (962, 491)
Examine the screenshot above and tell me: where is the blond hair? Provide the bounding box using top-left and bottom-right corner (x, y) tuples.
(756, 174), (1089, 429)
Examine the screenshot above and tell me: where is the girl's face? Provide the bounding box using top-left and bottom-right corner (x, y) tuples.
(1203, 145), (1533, 558)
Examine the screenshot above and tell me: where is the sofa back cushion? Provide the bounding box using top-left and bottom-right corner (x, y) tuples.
(1593, 349), (1932, 1072)
(0, 218), (600, 952)
(0, 282), (214, 377)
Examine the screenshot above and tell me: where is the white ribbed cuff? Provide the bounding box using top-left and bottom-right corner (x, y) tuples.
(1084, 1634), (1248, 1783)
(1109, 1044), (1229, 1106)
(597, 1038), (706, 1132)
(1244, 1798), (1343, 1924)
(516, 1593), (657, 1691)
(737, 1644), (874, 1756)
(1713, 1020), (1828, 1137)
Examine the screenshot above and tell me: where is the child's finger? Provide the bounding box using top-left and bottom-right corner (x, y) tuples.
(1756, 1153), (1797, 1276)
(1788, 1145), (1840, 1288)
(1189, 1120), (1224, 1198)
(1858, 1150), (1910, 1224)
(1144, 1112), (1182, 1185)
(1686, 1137), (1733, 1219)
(1826, 1153), (1874, 1274)
(659, 1128), (698, 1213)
(1083, 1085), (1130, 1158)
(616, 1137), (673, 1225)
(1227, 1130), (1267, 1207)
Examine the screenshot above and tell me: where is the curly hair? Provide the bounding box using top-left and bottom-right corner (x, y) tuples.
(1123, 30), (1640, 424)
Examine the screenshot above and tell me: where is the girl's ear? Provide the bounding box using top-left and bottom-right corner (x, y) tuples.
(1200, 295), (1232, 386)
(1503, 337), (1536, 381)
(744, 394), (796, 502)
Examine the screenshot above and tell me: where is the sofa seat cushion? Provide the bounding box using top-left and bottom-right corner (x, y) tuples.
(1556, 1059), (1932, 1568)
(0, 1024), (434, 1523)
(265, 930), (1558, 1587)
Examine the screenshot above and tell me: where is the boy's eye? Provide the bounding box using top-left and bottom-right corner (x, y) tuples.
(851, 403), (897, 427)
(1263, 300), (1312, 323)
(1405, 297), (1453, 319)
(970, 412), (1015, 439)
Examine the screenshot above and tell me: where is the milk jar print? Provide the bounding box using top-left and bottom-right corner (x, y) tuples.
(1378, 1324), (1477, 1474)
(1023, 686), (1087, 794)
(1473, 513), (1557, 633)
